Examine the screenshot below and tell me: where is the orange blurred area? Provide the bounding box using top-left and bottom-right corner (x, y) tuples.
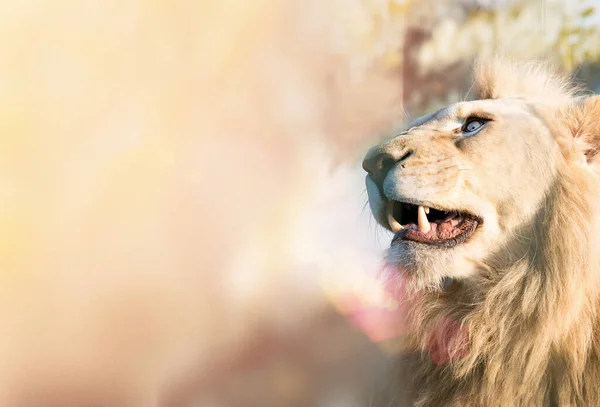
(0, 0), (401, 405)
(1, 0), (599, 405)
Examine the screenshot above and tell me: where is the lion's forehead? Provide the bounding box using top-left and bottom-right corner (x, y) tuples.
(407, 104), (461, 131)
(407, 99), (524, 131)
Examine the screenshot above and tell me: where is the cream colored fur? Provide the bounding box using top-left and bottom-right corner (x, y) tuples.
(366, 58), (600, 406)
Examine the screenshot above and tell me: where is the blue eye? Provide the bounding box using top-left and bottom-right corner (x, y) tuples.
(462, 119), (486, 135)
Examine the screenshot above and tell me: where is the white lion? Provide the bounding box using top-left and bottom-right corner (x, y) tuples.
(364, 58), (600, 406)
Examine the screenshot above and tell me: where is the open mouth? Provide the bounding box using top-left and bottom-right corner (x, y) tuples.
(387, 201), (480, 247)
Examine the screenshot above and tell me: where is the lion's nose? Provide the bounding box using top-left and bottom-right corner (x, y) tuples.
(362, 147), (413, 185)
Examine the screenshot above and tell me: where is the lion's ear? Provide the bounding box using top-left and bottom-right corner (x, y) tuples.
(565, 95), (600, 167)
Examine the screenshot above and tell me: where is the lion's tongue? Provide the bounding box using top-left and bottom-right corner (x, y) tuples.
(415, 215), (462, 241)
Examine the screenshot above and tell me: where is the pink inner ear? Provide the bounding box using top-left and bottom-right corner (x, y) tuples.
(570, 96), (600, 164)
(586, 147), (599, 164)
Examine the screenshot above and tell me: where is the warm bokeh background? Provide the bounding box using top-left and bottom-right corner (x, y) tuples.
(1, 0), (599, 406)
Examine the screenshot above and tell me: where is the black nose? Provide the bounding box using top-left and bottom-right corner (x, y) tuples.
(362, 148), (412, 185)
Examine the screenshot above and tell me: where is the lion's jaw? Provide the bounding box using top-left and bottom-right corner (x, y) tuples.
(364, 98), (562, 287)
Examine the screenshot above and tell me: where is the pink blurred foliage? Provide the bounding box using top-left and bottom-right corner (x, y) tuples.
(341, 262), (410, 343)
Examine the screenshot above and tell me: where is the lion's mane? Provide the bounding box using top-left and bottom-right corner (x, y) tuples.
(396, 59), (600, 407)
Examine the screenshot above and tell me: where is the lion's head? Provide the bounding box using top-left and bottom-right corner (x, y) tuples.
(363, 58), (600, 289)
(364, 58), (600, 406)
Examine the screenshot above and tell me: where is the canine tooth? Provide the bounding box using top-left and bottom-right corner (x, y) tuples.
(386, 201), (402, 233)
(418, 205), (431, 233)
(424, 206), (430, 214)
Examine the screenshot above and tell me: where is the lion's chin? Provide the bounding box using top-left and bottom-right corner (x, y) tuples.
(386, 241), (472, 290)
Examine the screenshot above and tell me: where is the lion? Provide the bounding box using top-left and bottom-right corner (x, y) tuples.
(363, 58), (600, 406)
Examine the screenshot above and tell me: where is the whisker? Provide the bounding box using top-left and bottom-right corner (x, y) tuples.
(361, 199), (369, 214)
(464, 80), (476, 102)
(438, 164), (475, 172)
(441, 164), (472, 170)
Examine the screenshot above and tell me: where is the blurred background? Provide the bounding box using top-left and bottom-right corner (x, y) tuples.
(1, 0), (599, 406)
